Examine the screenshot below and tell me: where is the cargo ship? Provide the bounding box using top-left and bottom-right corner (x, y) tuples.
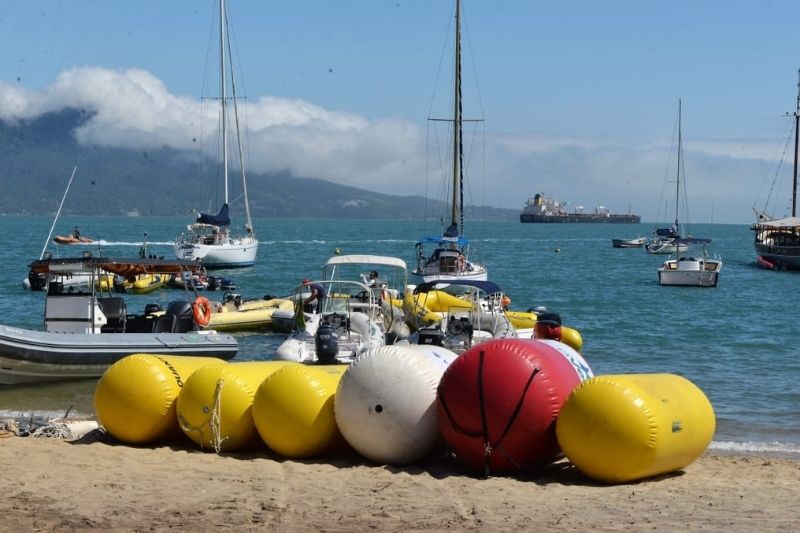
(519, 193), (641, 223)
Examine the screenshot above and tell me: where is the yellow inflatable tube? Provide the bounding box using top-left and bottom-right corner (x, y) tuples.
(252, 364), (347, 458)
(555, 373), (715, 484)
(559, 326), (583, 351)
(505, 310), (536, 330)
(176, 361), (294, 452)
(94, 354), (224, 445)
(402, 291), (444, 329)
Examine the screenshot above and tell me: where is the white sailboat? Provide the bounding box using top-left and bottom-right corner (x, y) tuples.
(174, 0), (258, 269)
(410, 0), (487, 284)
(645, 100), (691, 255)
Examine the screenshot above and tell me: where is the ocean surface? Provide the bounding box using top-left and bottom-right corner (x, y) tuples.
(0, 215), (798, 456)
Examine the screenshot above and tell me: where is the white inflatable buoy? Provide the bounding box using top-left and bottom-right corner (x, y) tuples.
(334, 345), (457, 465)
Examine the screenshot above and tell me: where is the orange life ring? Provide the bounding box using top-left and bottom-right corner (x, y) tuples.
(192, 296), (213, 327)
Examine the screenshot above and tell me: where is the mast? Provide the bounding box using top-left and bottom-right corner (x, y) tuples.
(219, 0), (229, 205)
(451, 0), (462, 233)
(675, 99), (682, 228)
(793, 68), (799, 217)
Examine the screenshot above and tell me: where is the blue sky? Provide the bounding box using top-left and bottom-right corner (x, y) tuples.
(3, 0), (800, 223)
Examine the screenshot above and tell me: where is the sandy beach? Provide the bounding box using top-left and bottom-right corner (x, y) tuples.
(0, 431), (797, 532)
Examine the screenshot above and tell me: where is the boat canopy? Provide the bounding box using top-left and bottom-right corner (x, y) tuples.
(414, 279), (502, 295)
(324, 254), (407, 270)
(416, 236), (471, 246)
(197, 203), (230, 227)
(655, 225), (680, 237)
(30, 257), (203, 276)
(754, 216), (800, 229)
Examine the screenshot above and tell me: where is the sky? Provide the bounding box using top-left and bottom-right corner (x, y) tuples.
(2, 0), (800, 223)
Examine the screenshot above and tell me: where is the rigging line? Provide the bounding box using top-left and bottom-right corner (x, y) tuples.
(41, 166), (78, 259)
(460, 0), (487, 122)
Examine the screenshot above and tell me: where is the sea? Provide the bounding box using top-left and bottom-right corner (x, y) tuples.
(0, 215), (798, 457)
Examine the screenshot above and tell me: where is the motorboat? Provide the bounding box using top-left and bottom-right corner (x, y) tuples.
(658, 238), (722, 287)
(612, 236), (646, 248)
(275, 280), (387, 365)
(0, 256), (237, 384)
(53, 234), (93, 245)
(173, 0), (258, 268)
(405, 280), (516, 354)
(206, 295), (294, 332)
(409, 0), (487, 284)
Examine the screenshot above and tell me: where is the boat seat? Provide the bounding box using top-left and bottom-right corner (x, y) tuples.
(125, 314), (156, 333)
(98, 297), (127, 333)
(153, 314), (177, 333)
(173, 315), (196, 333)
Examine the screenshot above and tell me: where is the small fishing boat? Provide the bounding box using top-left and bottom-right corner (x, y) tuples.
(0, 256), (237, 384)
(611, 236), (646, 248)
(658, 238), (722, 287)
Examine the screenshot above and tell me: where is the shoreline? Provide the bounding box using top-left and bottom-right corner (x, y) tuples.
(1, 433), (798, 531)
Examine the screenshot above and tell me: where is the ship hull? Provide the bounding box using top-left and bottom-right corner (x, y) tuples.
(520, 213), (641, 223)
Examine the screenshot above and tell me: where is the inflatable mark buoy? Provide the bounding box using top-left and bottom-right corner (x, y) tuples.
(437, 339), (593, 475)
(94, 354), (223, 444)
(334, 345), (458, 465)
(192, 296), (213, 327)
(556, 373), (715, 484)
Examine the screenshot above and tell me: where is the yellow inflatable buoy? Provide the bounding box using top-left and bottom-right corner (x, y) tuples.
(176, 361), (294, 452)
(252, 364), (347, 458)
(94, 354), (223, 445)
(555, 373), (715, 484)
(560, 326), (583, 351)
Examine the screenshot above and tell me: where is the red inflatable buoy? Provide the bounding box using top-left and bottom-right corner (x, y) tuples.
(436, 338), (590, 475)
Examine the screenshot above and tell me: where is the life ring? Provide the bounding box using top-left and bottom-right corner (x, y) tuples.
(192, 296), (213, 327)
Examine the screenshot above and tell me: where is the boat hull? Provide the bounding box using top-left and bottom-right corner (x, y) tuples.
(612, 237), (645, 248)
(174, 239), (258, 269)
(754, 245), (800, 270)
(0, 324), (237, 384)
(658, 260), (722, 287)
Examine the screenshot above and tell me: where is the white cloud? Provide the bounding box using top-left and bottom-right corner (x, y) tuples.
(0, 66), (790, 223)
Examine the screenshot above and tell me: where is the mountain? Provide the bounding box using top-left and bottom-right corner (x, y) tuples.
(0, 110), (516, 220)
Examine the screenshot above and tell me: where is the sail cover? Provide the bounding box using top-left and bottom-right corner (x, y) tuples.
(197, 204), (230, 226)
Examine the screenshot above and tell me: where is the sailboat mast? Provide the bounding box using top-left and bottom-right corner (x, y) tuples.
(451, 0), (462, 232)
(219, 0), (229, 205)
(792, 68), (799, 217)
(675, 99), (682, 228)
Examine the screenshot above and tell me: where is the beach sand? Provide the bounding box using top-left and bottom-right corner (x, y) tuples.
(1, 432), (798, 532)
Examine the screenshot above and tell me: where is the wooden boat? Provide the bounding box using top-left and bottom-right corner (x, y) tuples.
(0, 256), (237, 384)
(611, 236), (646, 248)
(752, 70), (800, 269)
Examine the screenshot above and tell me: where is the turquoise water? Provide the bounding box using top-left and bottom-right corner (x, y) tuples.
(0, 215), (798, 455)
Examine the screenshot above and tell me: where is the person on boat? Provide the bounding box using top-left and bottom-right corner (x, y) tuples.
(367, 270), (379, 287)
(73, 226), (81, 239)
(302, 278), (326, 313)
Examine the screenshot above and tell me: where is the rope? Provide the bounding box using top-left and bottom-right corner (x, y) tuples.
(177, 378), (228, 453)
(32, 422), (73, 440)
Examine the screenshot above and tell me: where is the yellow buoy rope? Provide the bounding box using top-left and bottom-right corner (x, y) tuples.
(178, 378), (228, 454)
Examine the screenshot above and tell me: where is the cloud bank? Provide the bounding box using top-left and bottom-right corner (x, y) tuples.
(0, 66), (788, 223)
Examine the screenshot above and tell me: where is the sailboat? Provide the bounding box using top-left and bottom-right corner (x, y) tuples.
(410, 0), (487, 284)
(752, 69), (800, 270)
(645, 100), (691, 255)
(174, 0), (258, 269)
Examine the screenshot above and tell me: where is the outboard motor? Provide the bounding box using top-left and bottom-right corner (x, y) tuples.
(206, 276), (219, 291)
(534, 312), (562, 341)
(220, 278), (236, 291)
(166, 300), (193, 318)
(315, 324), (339, 363)
(144, 303), (162, 316)
(27, 270), (47, 291)
(417, 326), (445, 346)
